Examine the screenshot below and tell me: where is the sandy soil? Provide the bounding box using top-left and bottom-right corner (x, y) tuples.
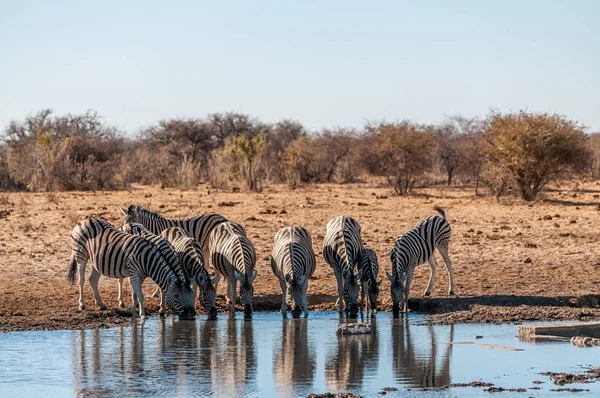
(1, 180), (600, 332)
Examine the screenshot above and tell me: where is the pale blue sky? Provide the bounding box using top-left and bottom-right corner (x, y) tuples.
(1, 0), (598, 134)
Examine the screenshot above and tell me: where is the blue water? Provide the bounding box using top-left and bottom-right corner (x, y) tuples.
(0, 312), (599, 397)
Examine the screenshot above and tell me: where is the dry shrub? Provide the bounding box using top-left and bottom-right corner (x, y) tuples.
(485, 111), (591, 201)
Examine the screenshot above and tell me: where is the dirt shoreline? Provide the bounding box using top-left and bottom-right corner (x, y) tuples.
(1, 182), (600, 332)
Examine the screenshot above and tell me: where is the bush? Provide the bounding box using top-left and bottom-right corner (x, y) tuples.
(485, 111), (591, 201)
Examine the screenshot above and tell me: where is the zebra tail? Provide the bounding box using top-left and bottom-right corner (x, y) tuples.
(67, 252), (77, 284)
(433, 206), (446, 219)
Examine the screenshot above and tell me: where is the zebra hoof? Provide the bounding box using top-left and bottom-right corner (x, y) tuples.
(449, 291), (455, 295)
(424, 292), (431, 297)
(78, 305), (86, 311)
(118, 302), (125, 309)
(98, 304), (108, 310)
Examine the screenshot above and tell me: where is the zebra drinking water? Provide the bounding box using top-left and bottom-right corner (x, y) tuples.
(388, 206), (455, 316)
(209, 222), (257, 317)
(160, 227), (221, 319)
(270, 226), (316, 318)
(322, 216), (364, 317)
(67, 217), (195, 319)
(358, 248), (382, 315)
(119, 222), (184, 316)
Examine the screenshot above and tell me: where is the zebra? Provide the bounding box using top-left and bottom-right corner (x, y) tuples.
(270, 226), (316, 318)
(160, 227), (221, 319)
(118, 222), (185, 316)
(322, 216), (364, 317)
(358, 248), (382, 315)
(67, 217), (195, 319)
(209, 221), (257, 317)
(388, 206), (454, 316)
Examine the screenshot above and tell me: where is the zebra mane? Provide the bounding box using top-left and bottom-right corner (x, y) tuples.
(139, 208), (164, 220)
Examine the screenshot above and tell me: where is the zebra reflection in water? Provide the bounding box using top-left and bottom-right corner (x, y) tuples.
(273, 319), (316, 395)
(325, 317), (380, 390)
(391, 318), (453, 388)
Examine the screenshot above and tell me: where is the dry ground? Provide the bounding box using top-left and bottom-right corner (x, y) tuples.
(1, 180), (600, 332)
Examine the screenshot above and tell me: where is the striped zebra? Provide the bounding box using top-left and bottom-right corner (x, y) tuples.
(160, 227), (221, 319)
(388, 206), (454, 315)
(358, 248), (382, 315)
(209, 221), (257, 317)
(120, 205), (227, 267)
(270, 226), (316, 318)
(119, 222), (184, 316)
(67, 217), (195, 319)
(322, 216), (364, 317)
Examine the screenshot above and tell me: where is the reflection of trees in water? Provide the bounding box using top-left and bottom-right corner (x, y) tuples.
(71, 319), (257, 396)
(391, 318), (453, 388)
(325, 317), (380, 391)
(273, 319), (316, 395)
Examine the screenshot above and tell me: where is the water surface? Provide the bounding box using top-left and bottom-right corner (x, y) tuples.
(1, 312), (599, 397)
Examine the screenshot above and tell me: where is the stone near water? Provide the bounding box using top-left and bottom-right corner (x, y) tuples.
(571, 336), (600, 347)
(518, 322), (600, 339)
(336, 323), (373, 335)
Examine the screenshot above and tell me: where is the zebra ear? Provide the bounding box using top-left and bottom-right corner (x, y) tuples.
(211, 274), (221, 288)
(120, 207), (128, 215)
(197, 273), (207, 285)
(234, 271), (243, 281)
(135, 205), (141, 214)
(377, 278), (383, 287)
(285, 274), (293, 284)
(249, 270), (258, 283)
(386, 271), (394, 282)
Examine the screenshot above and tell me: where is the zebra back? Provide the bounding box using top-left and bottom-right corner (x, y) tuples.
(121, 205), (227, 259)
(358, 248), (379, 283)
(161, 227), (208, 283)
(271, 226), (316, 282)
(209, 221), (256, 278)
(323, 216), (363, 274)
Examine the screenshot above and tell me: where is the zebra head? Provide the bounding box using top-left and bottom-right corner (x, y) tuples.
(285, 273), (307, 318)
(342, 268), (362, 318)
(366, 278), (383, 313)
(120, 205), (141, 226)
(197, 272), (221, 319)
(165, 276), (196, 320)
(235, 270), (258, 318)
(387, 271), (408, 317)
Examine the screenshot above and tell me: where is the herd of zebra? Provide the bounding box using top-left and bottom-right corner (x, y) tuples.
(67, 205), (454, 319)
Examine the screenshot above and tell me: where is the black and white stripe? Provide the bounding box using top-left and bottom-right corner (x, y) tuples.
(270, 226), (316, 318)
(161, 227), (221, 319)
(209, 221), (257, 317)
(119, 222), (184, 315)
(322, 216), (364, 317)
(67, 218), (195, 319)
(358, 248), (381, 314)
(388, 207), (454, 315)
(120, 205), (227, 267)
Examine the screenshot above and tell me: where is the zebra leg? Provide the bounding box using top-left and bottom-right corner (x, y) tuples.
(438, 246), (455, 295)
(117, 278), (125, 308)
(333, 269), (344, 314)
(191, 281), (199, 306)
(360, 281), (366, 314)
(130, 275), (146, 319)
(404, 268), (414, 313)
(228, 276), (237, 316)
(159, 289), (166, 317)
(77, 259), (87, 311)
(279, 278), (288, 315)
(150, 285), (161, 298)
(302, 284), (309, 318)
(424, 256), (438, 297)
(88, 268), (107, 310)
(226, 279), (232, 305)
